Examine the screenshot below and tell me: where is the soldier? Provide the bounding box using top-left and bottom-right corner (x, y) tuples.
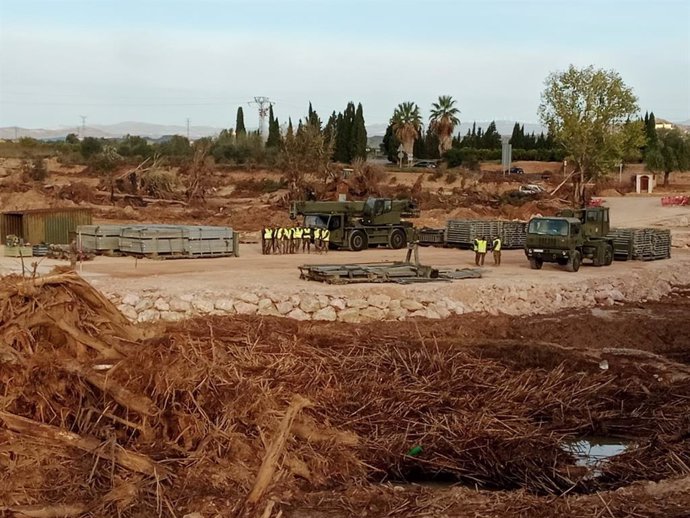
(275, 227), (284, 254)
(492, 235), (502, 266)
(302, 226), (312, 254)
(321, 228), (330, 254)
(262, 227), (273, 255)
(282, 226), (292, 255)
(313, 227), (322, 254)
(476, 236), (488, 266)
(292, 225), (303, 254)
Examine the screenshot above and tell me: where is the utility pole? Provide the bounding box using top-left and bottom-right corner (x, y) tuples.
(186, 118), (190, 140)
(79, 115), (87, 139)
(250, 96), (273, 141)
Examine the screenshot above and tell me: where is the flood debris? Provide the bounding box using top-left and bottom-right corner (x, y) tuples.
(0, 272), (689, 517)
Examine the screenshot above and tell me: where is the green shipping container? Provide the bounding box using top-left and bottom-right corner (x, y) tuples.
(1, 208), (93, 245)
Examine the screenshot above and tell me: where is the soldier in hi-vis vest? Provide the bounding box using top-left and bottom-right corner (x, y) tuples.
(492, 236), (502, 266)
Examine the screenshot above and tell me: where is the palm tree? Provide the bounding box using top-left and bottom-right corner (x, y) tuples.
(429, 95), (460, 156)
(390, 102), (422, 165)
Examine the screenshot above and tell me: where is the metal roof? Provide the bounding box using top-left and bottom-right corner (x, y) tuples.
(2, 207), (92, 216)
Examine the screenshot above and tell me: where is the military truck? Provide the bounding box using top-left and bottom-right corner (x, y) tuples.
(289, 197), (418, 251)
(524, 206), (614, 272)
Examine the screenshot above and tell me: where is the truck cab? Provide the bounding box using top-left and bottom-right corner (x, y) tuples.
(525, 207), (614, 272)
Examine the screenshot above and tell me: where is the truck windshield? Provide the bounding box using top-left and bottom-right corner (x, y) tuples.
(304, 215), (328, 228)
(528, 219), (569, 236)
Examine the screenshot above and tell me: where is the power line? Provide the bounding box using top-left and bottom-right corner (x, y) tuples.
(79, 115), (86, 138)
(249, 96), (273, 141)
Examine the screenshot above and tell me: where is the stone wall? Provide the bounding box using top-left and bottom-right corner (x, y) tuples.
(105, 267), (688, 324)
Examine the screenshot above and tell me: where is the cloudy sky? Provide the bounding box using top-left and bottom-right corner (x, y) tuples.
(1, 0), (689, 130)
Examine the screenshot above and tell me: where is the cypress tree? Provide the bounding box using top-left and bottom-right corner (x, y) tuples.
(510, 123), (521, 148)
(235, 107), (246, 136)
(266, 106), (281, 148)
(324, 111), (337, 150)
(424, 125), (440, 159)
(645, 111), (658, 146)
(334, 113), (348, 162)
(482, 121), (501, 149)
(307, 102), (322, 130)
(413, 130), (425, 159)
(351, 103), (368, 160)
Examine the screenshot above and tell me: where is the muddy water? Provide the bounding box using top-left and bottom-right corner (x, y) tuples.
(563, 437), (632, 469)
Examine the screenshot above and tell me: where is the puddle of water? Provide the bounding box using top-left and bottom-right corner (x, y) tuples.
(562, 437), (633, 469)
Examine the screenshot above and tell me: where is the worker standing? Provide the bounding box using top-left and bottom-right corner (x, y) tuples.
(262, 227), (273, 255)
(492, 235), (502, 266)
(293, 226), (303, 254)
(302, 227), (312, 254)
(276, 227), (284, 255)
(476, 236), (488, 266)
(313, 228), (322, 254)
(321, 228), (330, 254)
(473, 237), (479, 266)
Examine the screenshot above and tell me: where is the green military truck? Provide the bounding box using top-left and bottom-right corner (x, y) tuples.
(524, 207), (614, 272)
(289, 197), (418, 251)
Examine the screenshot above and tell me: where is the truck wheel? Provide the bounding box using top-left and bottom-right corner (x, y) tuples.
(556, 257), (568, 266)
(566, 251), (581, 272)
(349, 230), (368, 252)
(604, 244), (613, 266)
(389, 228), (407, 249)
(529, 257), (543, 270)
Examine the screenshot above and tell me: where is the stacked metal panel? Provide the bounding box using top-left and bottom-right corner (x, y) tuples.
(607, 228), (671, 261)
(77, 224), (236, 258)
(417, 227), (446, 246)
(77, 225), (124, 252)
(446, 220), (526, 249)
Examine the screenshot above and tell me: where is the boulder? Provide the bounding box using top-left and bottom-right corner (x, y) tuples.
(288, 308), (311, 321)
(169, 298), (192, 312)
(609, 289), (625, 302)
(338, 308), (361, 323)
(330, 298), (346, 311)
(234, 301), (258, 315)
(400, 299), (424, 311)
(214, 299), (235, 312)
(154, 298), (170, 312)
(238, 292), (260, 305)
(137, 309), (160, 323)
(346, 298), (368, 309)
(160, 311), (183, 322)
(118, 304), (138, 321)
(192, 299), (214, 314)
(360, 307), (386, 321)
(121, 293), (140, 307)
(299, 296), (322, 313)
(134, 298), (153, 312)
(313, 306), (337, 321)
(368, 294), (391, 309)
(276, 301), (294, 315)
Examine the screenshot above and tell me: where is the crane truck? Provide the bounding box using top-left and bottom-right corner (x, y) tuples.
(524, 206), (614, 272)
(289, 197), (419, 251)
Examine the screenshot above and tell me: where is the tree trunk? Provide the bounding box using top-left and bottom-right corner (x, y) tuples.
(664, 171), (669, 186)
(438, 135), (452, 157)
(404, 138), (415, 166)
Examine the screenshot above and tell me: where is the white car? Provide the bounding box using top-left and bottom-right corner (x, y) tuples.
(519, 184), (545, 195)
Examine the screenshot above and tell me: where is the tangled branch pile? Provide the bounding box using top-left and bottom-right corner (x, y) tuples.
(1, 273), (689, 517)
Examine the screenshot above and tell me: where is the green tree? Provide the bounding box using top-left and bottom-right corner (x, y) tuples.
(351, 103), (367, 161)
(307, 102), (322, 131)
(538, 65), (643, 204)
(645, 128), (690, 186)
(235, 107), (246, 136)
(117, 134), (152, 157)
(509, 123), (523, 148)
(279, 118), (333, 197)
(158, 135), (192, 157)
(381, 123), (401, 163)
(65, 133), (79, 145)
(390, 101), (422, 164)
(429, 95), (460, 155)
(323, 111), (338, 150)
(334, 104), (355, 163)
(481, 121), (501, 149)
(80, 137), (103, 159)
(645, 111), (658, 147)
(266, 105), (281, 148)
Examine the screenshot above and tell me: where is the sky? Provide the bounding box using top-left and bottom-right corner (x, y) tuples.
(0, 0), (689, 131)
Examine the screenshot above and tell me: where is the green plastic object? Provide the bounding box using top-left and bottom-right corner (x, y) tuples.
(406, 445), (423, 457)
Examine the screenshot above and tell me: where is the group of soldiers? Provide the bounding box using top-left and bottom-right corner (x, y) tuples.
(262, 226), (331, 255)
(472, 236), (502, 266)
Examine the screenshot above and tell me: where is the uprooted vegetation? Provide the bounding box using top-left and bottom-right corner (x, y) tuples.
(0, 273), (689, 517)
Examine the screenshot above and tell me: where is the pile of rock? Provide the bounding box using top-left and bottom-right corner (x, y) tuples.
(105, 265), (686, 324)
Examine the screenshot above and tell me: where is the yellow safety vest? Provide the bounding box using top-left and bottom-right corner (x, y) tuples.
(477, 240), (487, 254)
(322, 229), (330, 242)
(493, 238), (501, 251)
(302, 227), (311, 238)
(293, 227), (303, 239)
(276, 228), (283, 239)
(473, 239), (479, 252)
(264, 228), (273, 239)
(314, 228), (321, 239)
